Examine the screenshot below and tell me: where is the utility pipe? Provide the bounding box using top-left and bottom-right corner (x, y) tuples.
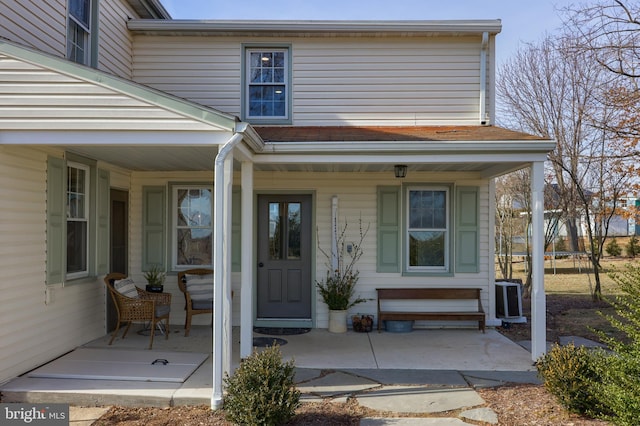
(212, 131), (244, 410)
(479, 32), (488, 125)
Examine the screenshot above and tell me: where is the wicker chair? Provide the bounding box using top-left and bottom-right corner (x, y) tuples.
(177, 268), (213, 336)
(103, 272), (171, 349)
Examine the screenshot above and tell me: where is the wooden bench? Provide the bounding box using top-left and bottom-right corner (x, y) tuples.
(376, 288), (486, 333)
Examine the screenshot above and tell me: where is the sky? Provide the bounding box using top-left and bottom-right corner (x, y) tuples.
(160, 0), (570, 66)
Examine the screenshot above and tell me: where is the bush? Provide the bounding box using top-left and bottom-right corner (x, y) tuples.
(592, 264), (640, 424)
(224, 344), (300, 425)
(536, 343), (608, 416)
(626, 236), (640, 258)
(596, 352), (640, 426)
(606, 238), (622, 257)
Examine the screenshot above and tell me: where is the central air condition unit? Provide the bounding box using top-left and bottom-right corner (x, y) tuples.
(495, 281), (523, 318)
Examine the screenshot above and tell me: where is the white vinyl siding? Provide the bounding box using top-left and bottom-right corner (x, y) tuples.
(0, 54), (219, 131)
(98, 0), (137, 78)
(0, 0), (67, 57)
(131, 35), (491, 126)
(132, 37), (242, 114)
(0, 147), (105, 384)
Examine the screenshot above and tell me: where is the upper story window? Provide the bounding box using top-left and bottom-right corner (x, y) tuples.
(244, 47), (291, 123)
(67, 0), (91, 65)
(406, 187), (450, 272)
(67, 162), (90, 279)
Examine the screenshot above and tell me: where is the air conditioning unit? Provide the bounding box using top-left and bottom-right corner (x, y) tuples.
(495, 281), (523, 319)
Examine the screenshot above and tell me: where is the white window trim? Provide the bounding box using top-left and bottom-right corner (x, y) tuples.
(67, 0), (91, 64)
(244, 47), (290, 123)
(66, 161), (90, 280)
(405, 186), (450, 273)
(171, 184), (214, 270)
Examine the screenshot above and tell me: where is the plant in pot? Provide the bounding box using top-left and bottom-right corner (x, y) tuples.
(144, 264), (166, 293)
(316, 219), (369, 333)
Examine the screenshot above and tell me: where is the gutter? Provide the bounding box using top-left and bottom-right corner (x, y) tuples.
(259, 140), (557, 154)
(128, 19), (502, 35)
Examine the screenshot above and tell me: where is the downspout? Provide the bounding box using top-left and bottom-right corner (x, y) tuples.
(479, 32), (489, 125)
(212, 130), (244, 410)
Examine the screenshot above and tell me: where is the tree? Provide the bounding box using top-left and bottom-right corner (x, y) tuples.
(565, 0), (640, 214)
(497, 33), (631, 300)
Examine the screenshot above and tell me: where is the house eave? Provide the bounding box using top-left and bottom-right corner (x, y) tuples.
(260, 140), (556, 155)
(127, 19), (502, 37)
(127, 0), (171, 20)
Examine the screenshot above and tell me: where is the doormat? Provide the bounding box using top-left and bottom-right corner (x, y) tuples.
(27, 348), (208, 383)
(253, 327), (311, 336)
(253, 337), (288, 347)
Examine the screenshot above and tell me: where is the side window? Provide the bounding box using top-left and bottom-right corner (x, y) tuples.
(244, 47), (291, 123)
(67, 162), (90, 279)
(406, 187), (450, 272)
(172, 186), (213, 268)
(67, 0), (93, 65)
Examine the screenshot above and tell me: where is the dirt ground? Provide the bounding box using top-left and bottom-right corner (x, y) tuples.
(93, 292), (615, 425)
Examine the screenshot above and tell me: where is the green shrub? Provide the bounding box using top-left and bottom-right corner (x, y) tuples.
(536, 343), (608, 416)
(626, 236), (640, 258)
(596, 352), (640, 426)
(606, 238), (622, 257)
(223, 344), (300, 426)
(591, 263), (640, 424)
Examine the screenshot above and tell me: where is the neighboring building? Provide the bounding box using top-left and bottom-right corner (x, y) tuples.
(0, 0), (553, 406)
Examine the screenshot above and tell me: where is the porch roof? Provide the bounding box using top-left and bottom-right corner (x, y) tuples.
(251, 125), (555, 178)
(255, 125), (546, 143)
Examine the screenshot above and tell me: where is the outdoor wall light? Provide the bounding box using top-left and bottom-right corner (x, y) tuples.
(394, 164), (408, 178)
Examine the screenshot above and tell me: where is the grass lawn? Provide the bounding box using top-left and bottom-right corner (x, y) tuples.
(498, 256), (637, 345)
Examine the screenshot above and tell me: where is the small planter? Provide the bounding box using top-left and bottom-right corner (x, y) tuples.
(328, 309), (348, 333)
(145, 284), (164, 293)
(384, 320), (414, 333)
(352, 314), (374, 332)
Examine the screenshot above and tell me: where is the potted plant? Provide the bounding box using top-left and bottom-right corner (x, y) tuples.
(316, 219), (369, 333)
(144, 264), (165, 293)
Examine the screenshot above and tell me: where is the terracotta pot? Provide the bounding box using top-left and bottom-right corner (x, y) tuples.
(328, 309), (347, 333)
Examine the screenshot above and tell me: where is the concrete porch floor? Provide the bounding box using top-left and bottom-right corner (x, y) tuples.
(1, 325), (538, 411)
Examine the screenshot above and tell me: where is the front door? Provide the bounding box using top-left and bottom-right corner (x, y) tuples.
(257, 194), (312, 322)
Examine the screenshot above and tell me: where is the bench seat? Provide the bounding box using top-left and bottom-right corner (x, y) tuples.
(377, 288), (486, 333)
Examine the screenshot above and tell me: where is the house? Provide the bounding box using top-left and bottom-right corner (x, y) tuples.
(0, 0), (554, 408)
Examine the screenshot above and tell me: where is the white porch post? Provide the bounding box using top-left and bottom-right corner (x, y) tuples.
(530, 161), (546, 361)
(240, 161), (254, 359)
(212, 133), (243, 410)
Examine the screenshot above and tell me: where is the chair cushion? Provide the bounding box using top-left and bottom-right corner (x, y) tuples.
(185, 274), (214, 301)
(155, 304), (171, 317)
(113, 278), (138, 299)
(192, 299), (214, 310)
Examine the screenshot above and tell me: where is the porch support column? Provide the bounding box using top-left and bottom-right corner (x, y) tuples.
(530, 161), (546, 361)
(212, 133), (243, 410)
(240, 161), (254, 359)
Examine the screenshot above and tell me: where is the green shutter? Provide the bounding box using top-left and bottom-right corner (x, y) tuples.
(46, 156), (66, 285)
(377, 186), (401, 272)
(142, 186), (166, 271)
(231, 187), (241, 272)
(96, 169), (110, 274)
(455, 186), (479, 273)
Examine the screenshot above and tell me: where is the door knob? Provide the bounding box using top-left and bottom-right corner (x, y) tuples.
(258, 262), (264, 267)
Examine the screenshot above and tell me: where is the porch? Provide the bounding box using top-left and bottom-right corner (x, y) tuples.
(1, 325), (537, 408)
